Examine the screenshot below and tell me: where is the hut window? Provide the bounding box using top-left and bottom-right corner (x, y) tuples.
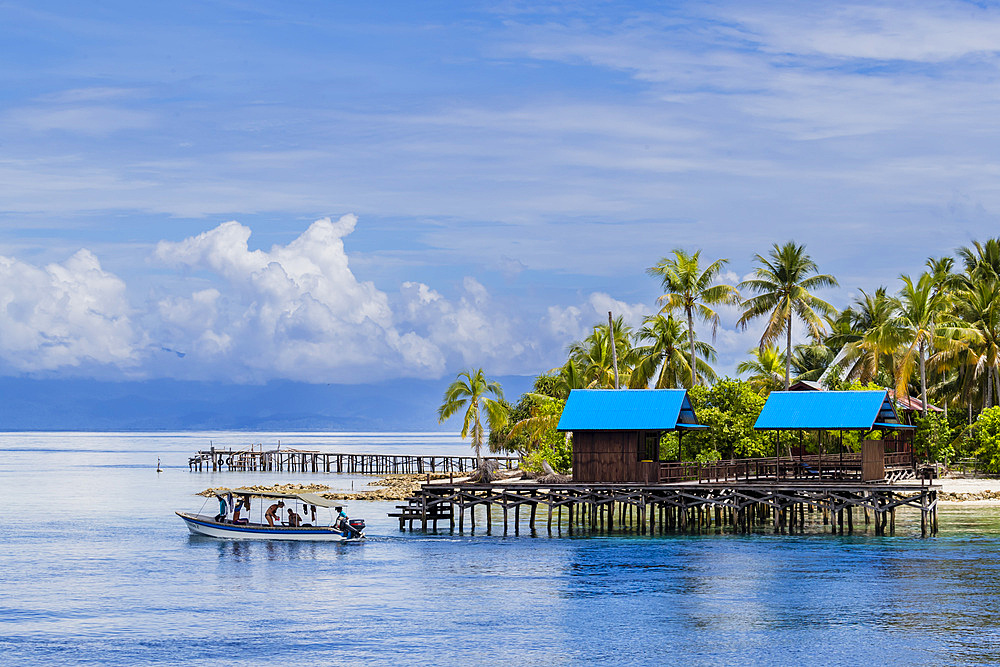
(640, 431), (660, 462)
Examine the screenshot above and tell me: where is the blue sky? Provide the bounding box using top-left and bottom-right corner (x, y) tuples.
(3, 0), (1000, 387)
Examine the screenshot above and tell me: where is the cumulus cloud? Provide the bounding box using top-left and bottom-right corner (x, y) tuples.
(399, 277), (525, 371)
(152, 215), (448, 382)
(546, 292), (651, 341)
(0, 250), (137, 372)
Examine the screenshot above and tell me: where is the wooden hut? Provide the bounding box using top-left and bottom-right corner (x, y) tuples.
(557, 389), (705, 483)
(754, 390), (914, 481)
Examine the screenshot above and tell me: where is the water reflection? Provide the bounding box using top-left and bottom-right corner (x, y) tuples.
(207, 538), (338, 563)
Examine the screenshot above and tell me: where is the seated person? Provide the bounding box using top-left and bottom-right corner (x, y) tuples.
(286, 508), (302, 527)
(264, 500), (285, 527)
(335, 506), (350, 534)
(214, 494), (228, 522)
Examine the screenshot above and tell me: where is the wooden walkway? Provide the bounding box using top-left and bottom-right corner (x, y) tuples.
(188, 448), (519, 475)
(390, 481), (940, 537)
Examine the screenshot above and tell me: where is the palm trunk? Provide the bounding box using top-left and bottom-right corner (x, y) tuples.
(919, 341), (927, 416)
(687, 308), (697, 387)
(785, 313), (792, 390)
(994, 366), (1000, 409)
(473, 398), (483, 469)
(608, 311), (620, 390)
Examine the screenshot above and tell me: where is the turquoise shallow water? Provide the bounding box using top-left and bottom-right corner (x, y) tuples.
(3, 432), (1000, 666)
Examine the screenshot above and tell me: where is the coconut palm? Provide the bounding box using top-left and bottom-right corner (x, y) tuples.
(831, 287), (906, 385)
(630, 313), (717, 388)
(895, 273), (962, 414)
(958, 239), (1000, 284)
(737, 345), (786, 395)
(647, 249), (740, 387)
(566, 316), (636, 388)
(790, 339), (835, 384)
(937, 279), (1000, 409)
(437, 369), (507, 468)
(737, 242), (838, 390)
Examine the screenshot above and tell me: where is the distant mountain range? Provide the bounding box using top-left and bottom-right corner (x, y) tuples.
(0, 375), (536, 431)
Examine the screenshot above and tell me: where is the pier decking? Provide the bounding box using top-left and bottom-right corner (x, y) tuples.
(187, 448), (519, 475)
(391, 480), (939, 537)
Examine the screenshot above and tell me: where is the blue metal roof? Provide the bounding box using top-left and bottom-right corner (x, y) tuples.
(556, 389), (702, 431)
(754, 390), (907, 430)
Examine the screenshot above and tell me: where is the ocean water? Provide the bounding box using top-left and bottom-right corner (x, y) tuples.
(3, 432), (1000, 666)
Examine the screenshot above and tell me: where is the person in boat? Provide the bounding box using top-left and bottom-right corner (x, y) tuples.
(335, 506), (350, 534)
(286, 508), (302, 527)
(264, 500), (284, 527)
(232, 495), (250, 524)
(214, 494), (228, 523)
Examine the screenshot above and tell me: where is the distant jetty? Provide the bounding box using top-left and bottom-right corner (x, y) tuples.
(188, 447), (519, 475)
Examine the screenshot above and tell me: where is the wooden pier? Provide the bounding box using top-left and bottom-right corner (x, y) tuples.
(390, 481), (940, 537)
(187, 448), (519, 475)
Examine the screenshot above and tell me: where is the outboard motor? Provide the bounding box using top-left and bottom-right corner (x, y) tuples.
(345, 518), (366, 538)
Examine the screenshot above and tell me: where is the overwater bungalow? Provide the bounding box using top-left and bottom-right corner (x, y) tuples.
(556, 389), (706, 484)
(753, 389), (916, 482)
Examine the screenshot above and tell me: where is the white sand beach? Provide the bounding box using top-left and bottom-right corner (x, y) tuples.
(938, 476), (1000, 504)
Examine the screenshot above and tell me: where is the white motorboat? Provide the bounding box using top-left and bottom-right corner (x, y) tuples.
(177, 489), (365, 542)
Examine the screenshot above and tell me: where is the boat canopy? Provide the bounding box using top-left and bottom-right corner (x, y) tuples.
(212, 489), (342, 508)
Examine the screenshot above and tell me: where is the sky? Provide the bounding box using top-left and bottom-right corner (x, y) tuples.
(4, 0), (1000, 391)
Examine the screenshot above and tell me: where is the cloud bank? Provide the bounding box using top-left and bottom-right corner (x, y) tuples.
(0, 215), (666, 383)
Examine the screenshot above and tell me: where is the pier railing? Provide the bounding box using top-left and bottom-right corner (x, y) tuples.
(659, 451), (915, 484)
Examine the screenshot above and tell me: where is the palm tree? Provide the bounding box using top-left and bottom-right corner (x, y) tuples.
(895, 273), (959, 414)
(437, 369), (507, 468)
(958, 239), (1000, 284)
(737, 345), (786, 395)
(831, 287), (906, 385)
(567, 316), (636, 388)
(737, 242), (838, 390)
(937, 279), (1000, 409)
(647, 249), (740, 387)
(790, 339), (835, 384)
(630, 314), (717, 388)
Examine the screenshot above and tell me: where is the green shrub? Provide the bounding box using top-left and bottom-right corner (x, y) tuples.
(913, 412), (954, 464)
(685, 379), (770, 459)
(972, 406), (1000, 474)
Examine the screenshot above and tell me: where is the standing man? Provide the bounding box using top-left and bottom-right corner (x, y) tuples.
(264, 500), (284, 527)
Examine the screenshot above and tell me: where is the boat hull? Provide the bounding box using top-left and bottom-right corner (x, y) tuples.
(176, 512), (362, 542)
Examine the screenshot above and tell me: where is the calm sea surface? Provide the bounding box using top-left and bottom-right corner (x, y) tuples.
(3, 432), (1000, 666)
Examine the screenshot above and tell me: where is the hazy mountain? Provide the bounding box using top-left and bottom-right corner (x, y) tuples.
(0, 375), (536, 431)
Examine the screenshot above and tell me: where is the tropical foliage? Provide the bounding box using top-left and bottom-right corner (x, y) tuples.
(437, 368), (507, 468)
(971, 406), (1000, 474)
(737, 242), (838, 390)
(450, 237), (1000, 470)
(647, 249), (739, 386)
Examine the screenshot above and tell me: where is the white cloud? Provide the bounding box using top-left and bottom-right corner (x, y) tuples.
(9, 105), (154, 136)
(739, 4), (1000, 62)
(545, 292), (651, 342)
(399, 277), (524, 371)
(151, 215), (448, 382)
(0, 250), (137, 372)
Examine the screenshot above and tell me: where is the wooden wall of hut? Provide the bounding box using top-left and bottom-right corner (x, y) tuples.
(862, 440), (885, 482)
(572, 430), (659, 483)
